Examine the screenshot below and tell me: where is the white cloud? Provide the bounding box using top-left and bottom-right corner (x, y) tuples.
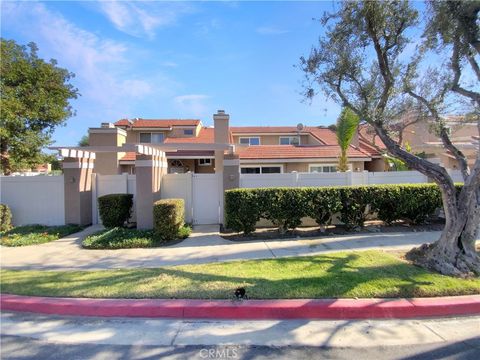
(1, 2), (168, 117)
(161, 61), (179, 68)
(256, 26), (289, 35)
(174, 94), (210, 117)
(98, 1), (193, 39)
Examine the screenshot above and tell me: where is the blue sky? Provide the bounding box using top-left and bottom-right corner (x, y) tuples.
(2, 1), (345, 146)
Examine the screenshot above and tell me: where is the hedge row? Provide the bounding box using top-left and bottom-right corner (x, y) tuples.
(225, 184), (460, 235)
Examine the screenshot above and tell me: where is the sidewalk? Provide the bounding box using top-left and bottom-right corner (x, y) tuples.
(1, 311), (479, 348)
(0, 225), (443, 270)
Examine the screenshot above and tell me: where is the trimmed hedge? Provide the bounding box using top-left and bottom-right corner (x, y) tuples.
(0, 203), (13, 232)
(98, 194), (133, 228)
(153, 198), (185, 242)
(225, 184), (453, 234)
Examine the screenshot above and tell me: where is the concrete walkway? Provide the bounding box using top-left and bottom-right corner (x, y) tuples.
(0, 225), (446, 270)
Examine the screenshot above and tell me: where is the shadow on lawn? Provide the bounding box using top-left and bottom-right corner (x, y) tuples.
(1, 253), (446, 299)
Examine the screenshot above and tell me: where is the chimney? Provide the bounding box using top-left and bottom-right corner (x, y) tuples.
(213, 110), (230, 175)
(214, 110), (229, 144)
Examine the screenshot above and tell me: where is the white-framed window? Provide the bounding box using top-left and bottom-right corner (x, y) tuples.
(279, 136), (300, 145)
(239, 137), (260, 146)
(308, 164), (344, 173)
(139, 132), (164, 144)
(240, 165), (283, 174)
(198, 158), (212, 166)
(183, 129), (194, 136)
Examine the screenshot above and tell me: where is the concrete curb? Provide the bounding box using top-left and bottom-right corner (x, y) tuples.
(2, 294), (480, 319)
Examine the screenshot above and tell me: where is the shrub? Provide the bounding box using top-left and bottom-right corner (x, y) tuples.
(224, 189), (261, 235)
(370, 184), (442, 224)
(98, 194), (133, 228)
(338, 186), (374, 230)
(153, 199), (185, 242)
(0, 203), (13, 232)
(303, 187), (342, 228)
(258, 188), (306, 233)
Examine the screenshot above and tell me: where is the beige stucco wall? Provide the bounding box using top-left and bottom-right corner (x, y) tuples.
(365, 158), (386, 172)
(233, 134), (312, 145)
(89, 129), (126, 175)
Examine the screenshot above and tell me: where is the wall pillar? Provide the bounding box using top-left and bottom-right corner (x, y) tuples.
(223, 153), (240, 191)
(135, 151), (167, 229)
(63, 157), (95, 225)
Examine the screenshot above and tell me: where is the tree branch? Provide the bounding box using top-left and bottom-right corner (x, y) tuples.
(451, 40), (480, 107)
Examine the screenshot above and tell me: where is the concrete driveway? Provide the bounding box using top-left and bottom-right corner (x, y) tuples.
(0, 225), (445, 271)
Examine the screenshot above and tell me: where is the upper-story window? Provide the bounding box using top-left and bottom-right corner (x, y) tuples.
(184, 129), (194, 136)
(239, 137), (260, 146)
(139, 132), (164, 144)
(279, 136), (300, 145)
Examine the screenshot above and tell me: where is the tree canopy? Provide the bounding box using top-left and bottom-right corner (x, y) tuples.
(0, 39), (79, 174)
(300, 0), (480, 276)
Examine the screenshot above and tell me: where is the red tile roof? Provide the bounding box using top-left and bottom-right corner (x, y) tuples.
(164, 127), (215, 143)
(237, 145), (370, 160)
(230, 126), (302, 133)
(115, 118), (201, 128)
(120, 152), (136, 161)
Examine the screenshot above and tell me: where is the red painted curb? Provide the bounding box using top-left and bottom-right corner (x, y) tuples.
(1, 294), (479, 320)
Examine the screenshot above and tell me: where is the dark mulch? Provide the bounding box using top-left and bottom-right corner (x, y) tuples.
(221, 219), (445, 242)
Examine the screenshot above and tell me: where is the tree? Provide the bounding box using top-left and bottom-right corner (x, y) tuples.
(300, 1), (480, 276)
(78, 135), (89, 147)
(336, 107), (359, 171)
(0, 39), (79, 175)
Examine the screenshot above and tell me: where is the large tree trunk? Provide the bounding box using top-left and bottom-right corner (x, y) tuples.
(373, 124), (480, 277)
(0, 140), (11, 175)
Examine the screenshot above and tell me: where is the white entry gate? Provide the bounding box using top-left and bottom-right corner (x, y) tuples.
(161, 173), (222, 225)
(192, 174), (222, 225)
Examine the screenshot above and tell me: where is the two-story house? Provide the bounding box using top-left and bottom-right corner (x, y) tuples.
(88, 116), (385, 175)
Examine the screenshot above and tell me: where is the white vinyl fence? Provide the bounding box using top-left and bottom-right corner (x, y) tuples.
(240, 170), (464, 188)
(0, 175), (65, 226)
(92, 173), (136, 224)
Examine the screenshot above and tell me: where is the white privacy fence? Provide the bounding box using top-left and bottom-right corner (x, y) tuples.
(240, 170), (464, 188)
(92, 173), (222, 225)
(0, 175), (65, 226)
(92, 174), (136, 224)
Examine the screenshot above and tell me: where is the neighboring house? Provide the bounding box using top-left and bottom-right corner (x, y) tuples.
(88, 117), (385, 175)
(359, 115), (479, 170)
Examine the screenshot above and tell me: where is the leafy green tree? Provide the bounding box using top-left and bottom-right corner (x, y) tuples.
(300, 1), (479, 276)
(0, 39), (79, 174)
(78, 135), (89, 147)
(336, 107), (359, 172)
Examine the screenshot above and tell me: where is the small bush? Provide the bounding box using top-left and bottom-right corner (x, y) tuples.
(339, 186), (374, 229)
(153, 199), (185, 242)
(371, 184), (442, 224)
(0, 203), (13, 232)
(304, 187), (342, 227)
(224, 189), (261, 235)
(259, 188), (306, 233)
(98, 194), (133, 228)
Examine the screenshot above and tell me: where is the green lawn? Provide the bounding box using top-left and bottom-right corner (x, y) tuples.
(82, 226), (191, 249)
(2, 250), (479, 299)
(0, 224), (84, 247)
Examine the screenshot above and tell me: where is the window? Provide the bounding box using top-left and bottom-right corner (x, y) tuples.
(139, 132), (164, 144)
(198, 158), (212, 166)
(309, 164), (338, 173)
(241, 166), (282, 174)
(279, 136), (300, 145)
(239, 137), (260, 146)
(184, 129), (194, 136)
